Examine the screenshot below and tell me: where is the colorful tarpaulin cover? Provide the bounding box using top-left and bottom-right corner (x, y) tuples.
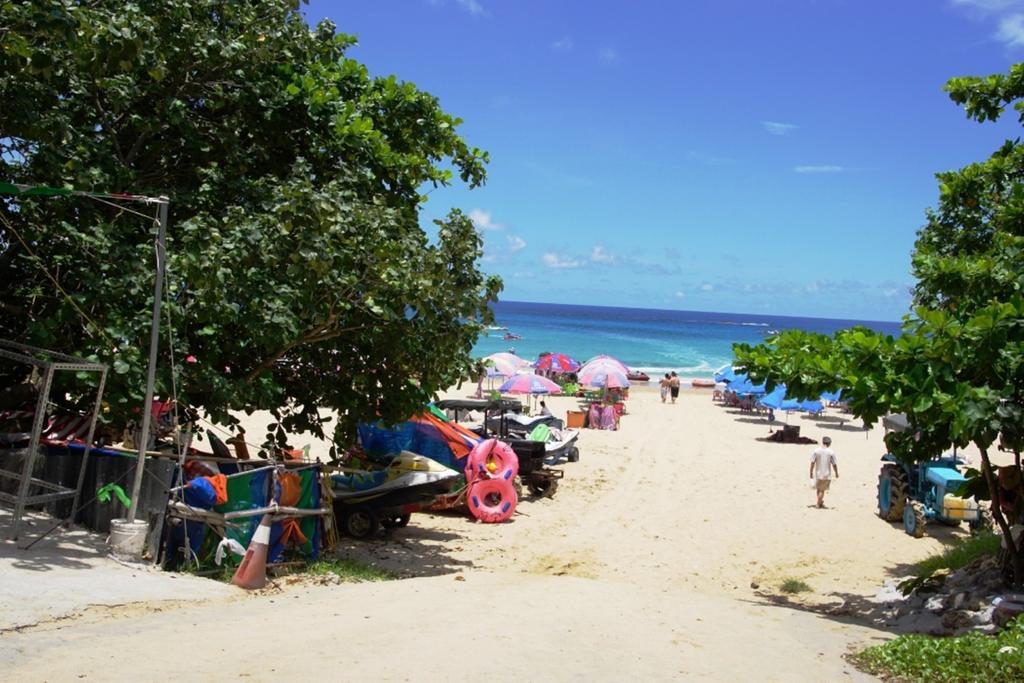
(358, 411), (481, 471)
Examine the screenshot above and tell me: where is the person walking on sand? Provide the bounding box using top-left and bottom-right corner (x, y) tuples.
(809, 436), (839, 508)
(659, 373), (670, 403)
(669, 371), (680, 404)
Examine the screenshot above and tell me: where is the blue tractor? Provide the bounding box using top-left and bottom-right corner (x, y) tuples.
(877, 454), (986, 537)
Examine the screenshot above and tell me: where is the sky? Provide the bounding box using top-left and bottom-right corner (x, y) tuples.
(306, 0), (1024, 322)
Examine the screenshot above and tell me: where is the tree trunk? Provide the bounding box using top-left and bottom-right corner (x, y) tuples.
(979, 445), (1021, 589)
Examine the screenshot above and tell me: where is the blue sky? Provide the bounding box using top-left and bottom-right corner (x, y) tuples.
(307, 0), (1024, 321)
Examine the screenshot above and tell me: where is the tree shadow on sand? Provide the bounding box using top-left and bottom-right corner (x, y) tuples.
(329, 514), (475, 578)
(748, 523), (980, 636)
(0, 510), (105, 572)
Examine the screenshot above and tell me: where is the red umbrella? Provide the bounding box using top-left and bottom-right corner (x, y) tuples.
(534, 352), (580, 373)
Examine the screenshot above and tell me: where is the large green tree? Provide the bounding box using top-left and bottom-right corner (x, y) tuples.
(735, 64), (1024, 587)
(0, 0), (501, 447)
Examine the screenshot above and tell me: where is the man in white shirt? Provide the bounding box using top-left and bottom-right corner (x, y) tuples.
(809, 436), (839, 509)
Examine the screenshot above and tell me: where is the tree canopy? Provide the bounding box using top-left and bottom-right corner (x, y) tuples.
(734, 63), (1024, 584)
(0, 0), (501, 447)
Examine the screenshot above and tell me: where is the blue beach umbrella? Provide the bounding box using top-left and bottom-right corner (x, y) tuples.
(729, 376), (766, 395)
(714, 366), (739, 383)
(821, 389), (843, 403)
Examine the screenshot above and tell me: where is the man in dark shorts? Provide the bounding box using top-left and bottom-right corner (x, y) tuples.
(669, 371), (680, 404)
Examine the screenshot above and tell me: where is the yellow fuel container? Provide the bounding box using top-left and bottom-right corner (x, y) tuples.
(942, 494), (979, 520)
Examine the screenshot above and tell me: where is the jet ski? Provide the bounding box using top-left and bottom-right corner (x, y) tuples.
(330, 451), (460, 538)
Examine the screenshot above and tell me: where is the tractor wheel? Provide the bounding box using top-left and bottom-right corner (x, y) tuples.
(969, 507), (992, 534)
(343, 507), (379, 539)
(903, 501), (926, 538)
(381, 514), (411, 529)
(877, 465), (908, 522)
(528, 477), (558, 498)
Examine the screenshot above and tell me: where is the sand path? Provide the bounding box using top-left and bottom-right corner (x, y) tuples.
(1, 388), (982, 680)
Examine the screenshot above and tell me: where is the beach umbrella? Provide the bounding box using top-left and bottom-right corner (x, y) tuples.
(714, 365), (739, 383)
(760, 386), (823, 414)
(820, 389), (843, 403)
(498, 373), (563, 395)
(485, 352), (530, 368)
(534, 352), (580, 373)
(729, 376), (766, 395)
(585, 369), (630, 389)
(578, 364), (630, 388)
(483, 356), (521, 378)
(581, 355), (629, 373)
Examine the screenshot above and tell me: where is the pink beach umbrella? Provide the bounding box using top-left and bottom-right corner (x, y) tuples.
(498, 373), (563, 395)
(579, 365), (631, 389)
(483, 352), (530, 378)
(580, 355), (630, 374)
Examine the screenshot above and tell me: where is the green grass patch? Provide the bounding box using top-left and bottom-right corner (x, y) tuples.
(304, 558), (396, 582)
(914, 532), (1001, 577)
(852, 618), (1024, 682)
(899, 532), (1001, 595)
(780, 578), (811, 594)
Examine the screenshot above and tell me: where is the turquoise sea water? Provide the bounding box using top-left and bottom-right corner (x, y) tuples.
(473, 301), (903, 378)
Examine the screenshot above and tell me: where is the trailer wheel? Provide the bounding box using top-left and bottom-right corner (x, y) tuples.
(529, 477), (558, 498)
(878, 465), (908, 522)
(344, 507), (379, 539)
(567, 447), (580, 463)
(903, 501), (926, 538)
(381, 514), (411, 529)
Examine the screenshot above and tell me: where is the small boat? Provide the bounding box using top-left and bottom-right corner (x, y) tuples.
(487, 325), (509, 331)
(503, 332), (522, 341)
(331, 451), (461, 538)
(691, 378), (716, 388)
(626, 371), (650, 382)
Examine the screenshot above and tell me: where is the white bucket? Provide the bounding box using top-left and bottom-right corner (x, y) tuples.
(107, 518), (149, 561)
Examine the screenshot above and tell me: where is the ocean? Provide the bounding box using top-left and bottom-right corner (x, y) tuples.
(473, 300), (903, 378)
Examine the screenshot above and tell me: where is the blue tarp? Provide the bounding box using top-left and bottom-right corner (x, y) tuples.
(760, 385), (823, 413)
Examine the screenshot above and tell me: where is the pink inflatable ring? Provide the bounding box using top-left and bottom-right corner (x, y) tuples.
(467, 477), (517, 523)
(465, 438), (519, 483)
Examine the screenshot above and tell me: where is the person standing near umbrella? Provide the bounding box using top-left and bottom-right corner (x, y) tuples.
(669, 371), (680, 404)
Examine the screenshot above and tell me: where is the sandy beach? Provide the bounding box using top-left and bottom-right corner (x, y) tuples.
(1, 386), (992, 681)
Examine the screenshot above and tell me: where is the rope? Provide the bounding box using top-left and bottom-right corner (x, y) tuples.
(0, 211), (113, 343)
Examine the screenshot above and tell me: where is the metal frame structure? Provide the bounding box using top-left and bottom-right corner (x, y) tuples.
(0, 339), (107, 542)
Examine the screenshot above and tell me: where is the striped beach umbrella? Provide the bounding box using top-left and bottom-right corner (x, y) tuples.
(534, 352), (580, 373)
(498, 373), (563, 395)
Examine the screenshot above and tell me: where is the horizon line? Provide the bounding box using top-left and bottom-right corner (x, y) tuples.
(492, 298), (904, 326)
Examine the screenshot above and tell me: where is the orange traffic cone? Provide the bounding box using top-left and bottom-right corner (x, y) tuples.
(231, 514), (272, 589)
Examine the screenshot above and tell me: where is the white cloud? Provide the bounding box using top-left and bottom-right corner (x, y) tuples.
(793, 165), (845, 173)
(952, 0), (1024, 14)
(513, 270), (535, 278)
(700, 283), (714, 291)
(762, 121), (798, 136)
(997, 13), (1024, 45)
(951, 1), (1024, 46)
(469, 209), (503, 230)
(590, 245), (617, 264)
(455, 0), (484, 15)
(598, 47), (620, 64)
(506, 235), (526, 253)
(675, 291), (686, 299)
(543, 252), (582, 269)
(552, 36), (573, 50)
(882, 288), (899, 298)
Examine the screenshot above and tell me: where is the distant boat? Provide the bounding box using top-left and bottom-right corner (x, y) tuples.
(627, 371), (650, 382)
(503, 332), (522, 341)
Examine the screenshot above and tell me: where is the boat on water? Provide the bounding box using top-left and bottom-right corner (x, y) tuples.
(626, 371), (650, 382)
(503, 332), (522, 341)
(487, 325), (509, 331)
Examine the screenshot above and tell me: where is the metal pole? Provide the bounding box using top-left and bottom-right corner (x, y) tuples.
(126, 197), (169, 523)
